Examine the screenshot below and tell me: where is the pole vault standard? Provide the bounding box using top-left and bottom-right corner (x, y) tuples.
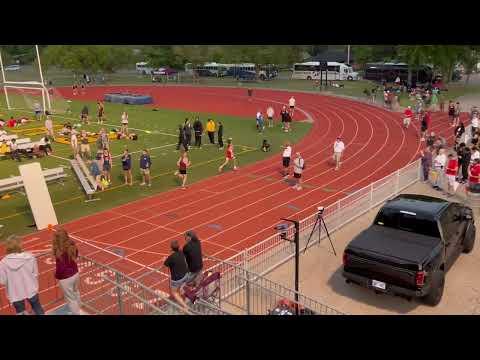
(0, 45), (51, 112)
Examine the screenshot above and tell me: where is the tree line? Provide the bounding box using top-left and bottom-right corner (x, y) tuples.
(0, 45), (478, 83)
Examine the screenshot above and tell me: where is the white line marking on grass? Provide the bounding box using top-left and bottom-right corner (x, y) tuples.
(49, 154), (71, 162)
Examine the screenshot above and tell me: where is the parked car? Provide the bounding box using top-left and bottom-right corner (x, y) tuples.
(4, 64), (20, 71)
(342, 194), (475, 306)
(195, 69), (216, 77)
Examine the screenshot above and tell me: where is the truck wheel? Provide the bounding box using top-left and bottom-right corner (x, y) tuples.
(422, 270), (445, 306)
(463, 224), (476, 254)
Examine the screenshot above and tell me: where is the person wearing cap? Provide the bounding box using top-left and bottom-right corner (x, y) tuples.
(182, 231), (203, 287)
(163, 240), (190, 312)
(292, 152), (305, 190)
(333, 137), (345, 170)
(403, 106), (413, 129)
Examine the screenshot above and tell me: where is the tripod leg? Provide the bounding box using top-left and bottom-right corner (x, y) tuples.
(321, 217), (337, 256)
(303, 215), (319, 254)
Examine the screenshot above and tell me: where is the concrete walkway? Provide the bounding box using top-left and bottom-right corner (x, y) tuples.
(265, 181), (480, 315)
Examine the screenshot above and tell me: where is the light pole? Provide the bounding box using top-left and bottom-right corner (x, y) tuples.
(275, 218), (300, 315)
(347, 45), (351, 65)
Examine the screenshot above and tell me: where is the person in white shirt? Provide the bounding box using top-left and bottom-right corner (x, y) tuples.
(121, 111), (129, 136)
(45, 116), (54, 139)
(470, 147), (480, 164)
(282, 141), (292, 178)
(333, 137), (345, 170)
(266, 106), (275, 128)
(70, 130), (79, 157)
(292, 152), (305, 190)
(471, 115), (479, 137)
(432, 149), (447, 190)
(288, 96), (296, 117)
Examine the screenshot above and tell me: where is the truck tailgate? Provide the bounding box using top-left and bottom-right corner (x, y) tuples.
(348, 225), (441, 264)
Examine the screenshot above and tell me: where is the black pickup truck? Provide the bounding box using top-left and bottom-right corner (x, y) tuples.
(342, 194), (476, 306)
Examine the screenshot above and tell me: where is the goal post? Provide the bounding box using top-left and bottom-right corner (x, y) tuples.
(0, 45), (51, 113)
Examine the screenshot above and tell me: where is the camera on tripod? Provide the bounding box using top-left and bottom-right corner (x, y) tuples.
(275, 223), (289, 240)
(317, 206), (325, 215)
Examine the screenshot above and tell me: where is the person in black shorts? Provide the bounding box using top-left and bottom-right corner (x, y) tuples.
(80, 105), (89, 125)
(163, 240), (190, 312)
(176, 124), (188, 151)
(282, 141), (292, 178)
(217, 121), (224, 150)
(448, 100), (455, 126)
(280, 106), (288, 131)
(420, 112), (428, 141)
(182, 230), (203, 287)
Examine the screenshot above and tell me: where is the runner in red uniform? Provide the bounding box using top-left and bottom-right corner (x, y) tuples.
(403, 106), (413, 129)
(174, 150), (191, 189)
(218, 138), (238, 173)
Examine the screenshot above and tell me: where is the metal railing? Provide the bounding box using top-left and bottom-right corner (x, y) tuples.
(0, 253), (229, 315)
(203, 255), (344, 315)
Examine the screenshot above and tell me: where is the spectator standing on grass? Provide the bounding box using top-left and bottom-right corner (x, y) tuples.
(183, 118), (192, 147)
(97, 101), (105, 125)
(217, 121), (224, 150)
(100, 128), (109, 150)
(256, 111), (264, 133)
(333, 137), (345, 171)
(139, 149), (152, 187)
(164, 240), (190, 312)
(176, 124), (187, 151)
(102, 148), (112, 184)
(33, 102), (42, 121)
(193, 116), (203, 148)
(174, 150), (190, 189)
(206, 118), (216, 144)
(266, 106), (275, 128)
(79, 130), (91, 160)
(45, 115), (54, 139)
(420, 147), (433, 182)
(282, 141), (292, 178)
(52, 228), (82, 315)
(71, 130), (79, 158)
(292, 152), (305, 191)
(445, 153), (459, 196)
(89, 158), (104, 191)
(0, 235), (45, 315)
(80, 105), (89, 125)
(121, 111), (129, 136)
(121, 148), (133, 186)
(183, 230), (203, 287)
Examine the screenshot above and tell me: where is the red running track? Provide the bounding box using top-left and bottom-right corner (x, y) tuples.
(0, 86), (465, 314)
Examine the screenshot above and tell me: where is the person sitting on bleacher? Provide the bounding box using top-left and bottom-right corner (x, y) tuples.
(0, 140), (10, 156)
(38, 137), (52, 156)
(9, 138), (21, 162)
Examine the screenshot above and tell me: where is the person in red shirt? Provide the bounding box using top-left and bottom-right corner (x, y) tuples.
(218, 138), (238, 173)
(403, 106), (413, 129)
(7, 117), (16, 128)
(174, 150), (191, 189)
(468, 158), (480, 192)
(445, 153), (459, 196)
(52, 227), (82, 315)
